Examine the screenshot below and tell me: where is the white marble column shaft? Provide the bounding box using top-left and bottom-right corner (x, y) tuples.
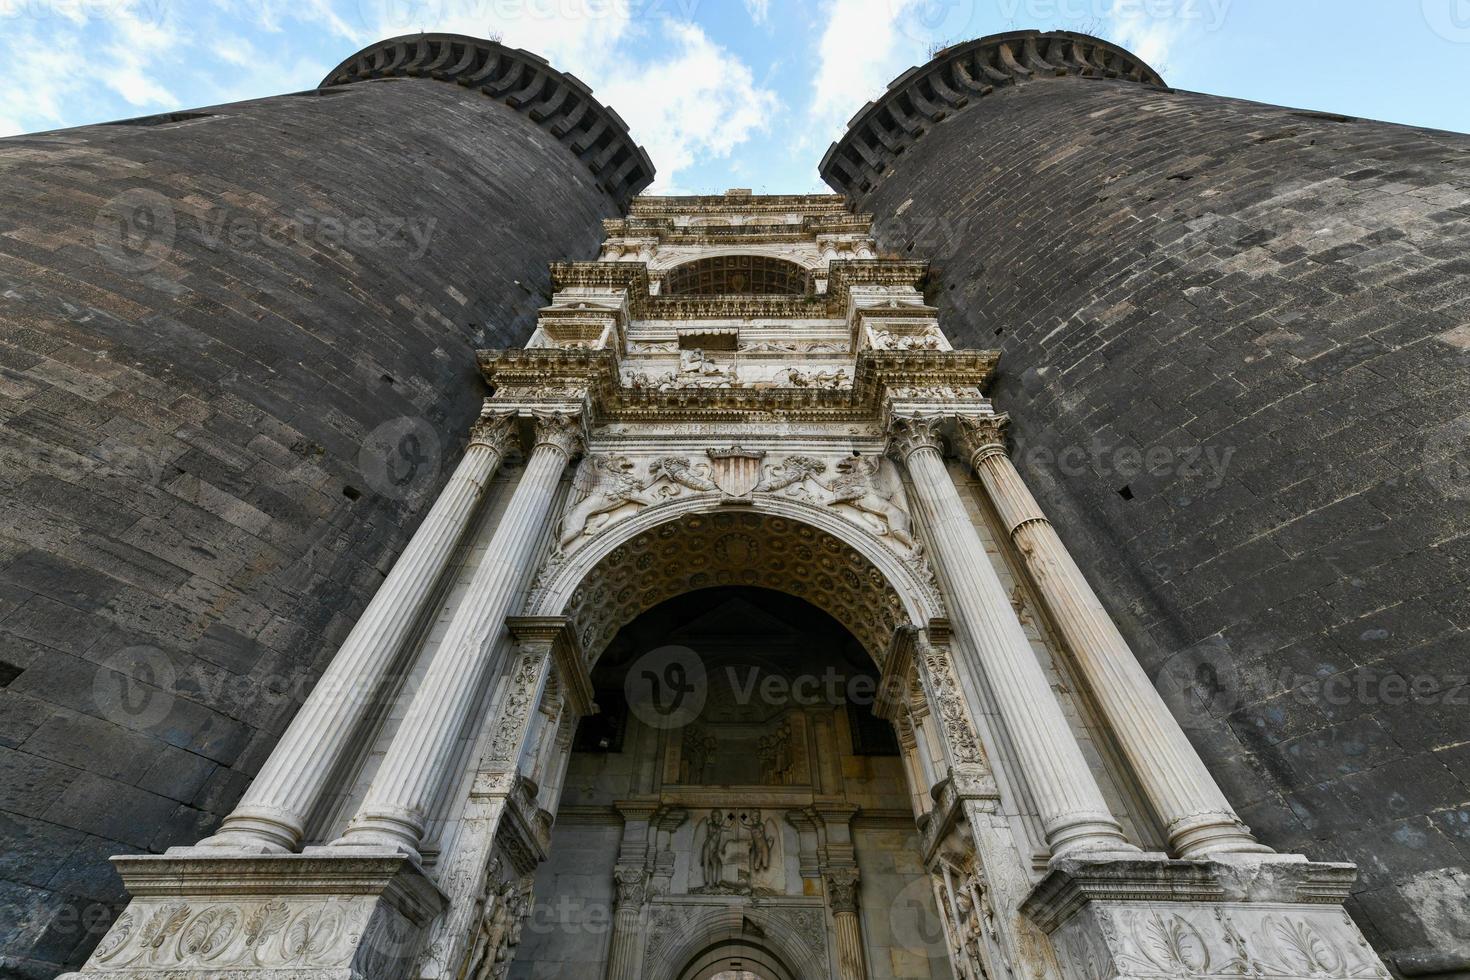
(826, 870), (867, 980)
(199, 414), (519, 853)
(891, 416), (1135, 861)
(333, 412), (583, 859)
(605, 867), (648, 980)
(957, 415), (1270, 859)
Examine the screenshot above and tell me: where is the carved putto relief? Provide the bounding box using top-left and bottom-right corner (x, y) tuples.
(693, 809), (782, 896)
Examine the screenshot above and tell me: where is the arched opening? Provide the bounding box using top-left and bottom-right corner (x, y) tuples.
(683, 939), (793, 979)
(662, 255), (814, 295)
(512, 584), (944, 978)
(548, 507), (929, 669)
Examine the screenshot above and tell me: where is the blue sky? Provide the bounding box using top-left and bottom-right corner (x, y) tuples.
(3, 0), (1469, 194)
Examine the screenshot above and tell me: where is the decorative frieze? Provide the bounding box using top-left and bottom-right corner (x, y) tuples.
(59, 854), (444, 980)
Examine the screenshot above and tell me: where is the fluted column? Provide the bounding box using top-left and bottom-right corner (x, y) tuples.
(890, 415), (1135, 861)
(826, 869), (868, 980)
(198, 413), (520, 853)
(332, 412), (583, 859)
(956, 414), (1271, 859)
(605, 866), (648, 980)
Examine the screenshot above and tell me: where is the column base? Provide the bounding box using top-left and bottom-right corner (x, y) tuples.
(1021, 854), (1391, 980)
(58, 852), (446, 980)
(188, 805), (304, 855)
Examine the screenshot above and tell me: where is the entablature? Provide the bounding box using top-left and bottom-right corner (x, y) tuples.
(477, 347), (997, 424)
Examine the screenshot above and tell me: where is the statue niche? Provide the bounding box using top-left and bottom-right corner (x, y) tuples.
(692, 808), (782, 896)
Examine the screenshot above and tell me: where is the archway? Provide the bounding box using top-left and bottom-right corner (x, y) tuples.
(662, 255), (814, 295)
(512, 583), (949, 978)
(528, 499), (945, 669)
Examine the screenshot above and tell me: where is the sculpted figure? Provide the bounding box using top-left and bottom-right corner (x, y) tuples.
(828, 454), (915, 548)
(649, 456), (719, 493)
(754, 455), (826, 494)
(700, 811), (726, 887)
(558, 455), (650, 549)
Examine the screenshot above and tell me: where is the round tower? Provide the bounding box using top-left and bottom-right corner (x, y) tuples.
(822, 30), (1470, 969)
(0, 34), (649, 976)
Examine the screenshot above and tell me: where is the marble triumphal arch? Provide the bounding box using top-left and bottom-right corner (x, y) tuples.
(64, 193), (1392, 980)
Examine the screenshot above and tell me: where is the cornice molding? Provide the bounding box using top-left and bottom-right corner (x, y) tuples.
(820, 30), (1166, 200)
(549, 258), (929, 320)
(476, 348), (998, 423)
(321, 34), (654, 206)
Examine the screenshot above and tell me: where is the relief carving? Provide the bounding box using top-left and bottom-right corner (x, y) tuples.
(1051, 903), (1393, 980)
(462, 858), (533, 980)
(694, 809), (780, 895)
(827, 453), (915, 548)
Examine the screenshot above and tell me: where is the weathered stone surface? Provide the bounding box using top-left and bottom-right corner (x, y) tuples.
(826, 30), (1470, 966)
(0, 52), (632, 974)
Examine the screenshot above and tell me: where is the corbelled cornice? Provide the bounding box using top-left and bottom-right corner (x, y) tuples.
(321, 34), (654, 206)
(549, 258), (930, 320)
(820, 30), (1166, 199)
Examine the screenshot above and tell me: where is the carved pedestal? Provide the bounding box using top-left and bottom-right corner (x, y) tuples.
(1022, 857), (1391, 980)
(60, 853), (445, 980)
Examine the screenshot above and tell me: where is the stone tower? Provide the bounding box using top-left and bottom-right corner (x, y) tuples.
(821, 30), (1470, 972)
(0, 34), (649, 977)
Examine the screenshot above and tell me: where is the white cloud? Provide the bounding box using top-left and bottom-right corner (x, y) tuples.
(742, 0), (771, 25)
(808, 0), (926, 144)
(600, 20), (779, 192)
(0, 0), (182, 133)
(352, 0), (633, 76)
(1106, 10), (1182, 71)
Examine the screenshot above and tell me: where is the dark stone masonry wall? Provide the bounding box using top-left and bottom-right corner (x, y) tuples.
(837, 50), (1470, 969)
(0, 69), (624, 976)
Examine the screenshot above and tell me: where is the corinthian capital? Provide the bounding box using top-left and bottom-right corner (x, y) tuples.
(954, 413), (1011, 468)
(531, 411), (585, 458)
(824, 868), (861, 913)
(468, 411), (519, 457)
(887, 414), (946, 460)
(613, 865), (649, 909)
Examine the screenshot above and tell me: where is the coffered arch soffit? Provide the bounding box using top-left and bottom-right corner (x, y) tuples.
(528, 495), (942, 667)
